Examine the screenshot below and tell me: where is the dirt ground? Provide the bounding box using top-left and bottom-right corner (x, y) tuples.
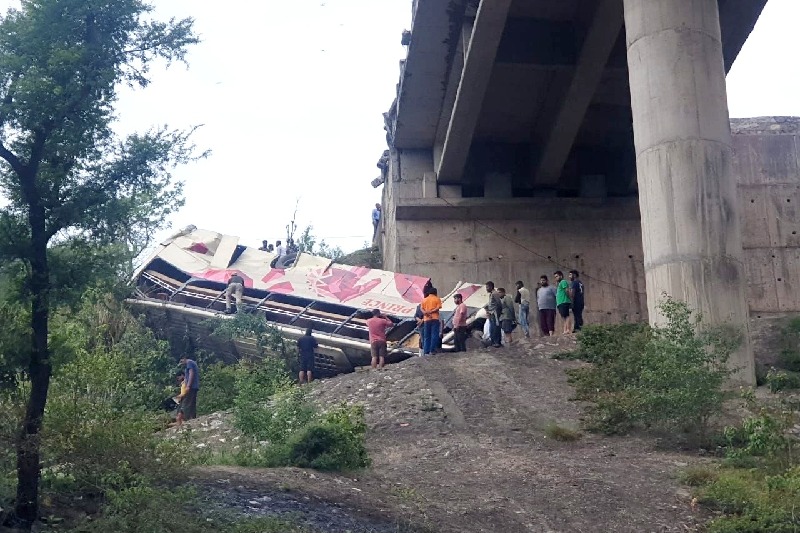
(187, 335), (714, 533)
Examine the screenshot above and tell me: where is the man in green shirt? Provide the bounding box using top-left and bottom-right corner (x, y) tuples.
(554, 271), (573, 335)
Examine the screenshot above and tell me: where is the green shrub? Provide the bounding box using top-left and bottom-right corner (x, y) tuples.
(697, 467), (800, 533)
(268, 403), (370, 471)
(202, 402), (371, 473)
(724, 410), (795, 468)
(570, 322), (652, 364)
(679, 465), (719, 487)
(232, 357), (315, 443)
(766, 368), (800, 393)
(42, 348), (187, 494)
(196, 361), (237, 416)
(779, 317), (800, 372)
(569, 298), (737, 436)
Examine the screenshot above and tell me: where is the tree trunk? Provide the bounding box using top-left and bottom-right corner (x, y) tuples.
(14, 205), (50, 529)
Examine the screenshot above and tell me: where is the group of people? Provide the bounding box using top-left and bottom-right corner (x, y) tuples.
(258, 237), (298, 258)
(398, 269), (587, 358)
(483, 270), (585, 347)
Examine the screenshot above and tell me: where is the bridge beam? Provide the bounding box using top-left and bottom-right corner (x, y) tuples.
(531, 0), (624, 187)
(436, 0), (513, 184)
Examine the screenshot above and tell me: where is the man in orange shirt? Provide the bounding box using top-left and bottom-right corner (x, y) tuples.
(420, 287), (443, 356)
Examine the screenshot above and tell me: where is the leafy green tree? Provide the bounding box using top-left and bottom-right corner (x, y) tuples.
(0, 0), (201, 526)
(296, 225), (345, 260)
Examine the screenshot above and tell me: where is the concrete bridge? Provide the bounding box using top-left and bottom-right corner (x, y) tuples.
(376, 0), (791, 383)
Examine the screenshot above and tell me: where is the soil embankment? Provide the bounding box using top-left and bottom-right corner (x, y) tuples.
(189, 336), (706, 533)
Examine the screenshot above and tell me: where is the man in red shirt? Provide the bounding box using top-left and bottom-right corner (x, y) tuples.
(366, 309), (394, 370)
(452, 293), (468, 352)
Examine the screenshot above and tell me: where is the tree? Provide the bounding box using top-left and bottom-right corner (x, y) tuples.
(0, 1), (201, 527)
(296, 225), (345, 260)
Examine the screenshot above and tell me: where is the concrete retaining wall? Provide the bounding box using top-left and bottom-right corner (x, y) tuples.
(382, 118), (800, 324)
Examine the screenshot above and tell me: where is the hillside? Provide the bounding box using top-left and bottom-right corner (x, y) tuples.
(336, 246), (382, 269)
(183, 336), (708, 533)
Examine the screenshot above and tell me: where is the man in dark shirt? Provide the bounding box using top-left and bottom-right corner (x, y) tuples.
(296, 327), (318, 384)
(179, 356), (200, 420)
(225, 272), (245, 314)
(568, 270), (585, 332)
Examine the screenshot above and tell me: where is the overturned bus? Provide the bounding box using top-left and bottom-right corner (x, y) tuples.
(127, 227), (488, 377)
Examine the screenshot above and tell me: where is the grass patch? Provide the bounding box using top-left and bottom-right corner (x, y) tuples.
(679, 465), (718, 487)
(67, 485), (319, 532)
(544, 423), (582, 442)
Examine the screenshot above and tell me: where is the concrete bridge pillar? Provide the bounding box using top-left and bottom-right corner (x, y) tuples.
(623, 0), (754, 383)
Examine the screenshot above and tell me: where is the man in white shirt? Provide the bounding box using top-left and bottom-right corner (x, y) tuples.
(275, 240), (286, 258)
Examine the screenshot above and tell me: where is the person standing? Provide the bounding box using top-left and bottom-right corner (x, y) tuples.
(258, 240), (270, 251)
(179, 356), (200, 421)
(296, 327), (318, 384)
(536, 275), (557, 336)
(366, 309), (394, 369)
(515, 281), (531, 338)
(554, 271), (573, 335)
(224, 272), (245, 314)
(275, 240), (286, 259)
(497, 288), (517, 345)
(414, 303), (424, 357)
(484, 281), (502, 348)
(372, 203), (382, 240)
(420, 287), (442, 356)
(452, 293), (468, 352)
(568, 270), (585, 332)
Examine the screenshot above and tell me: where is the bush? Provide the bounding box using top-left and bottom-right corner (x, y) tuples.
(766, 368), (800, 393)
(232, 357), (314, 443)
(267, 404), (370, 471)
(42, 347), (187, 494)
(724, 410), (796, 469)
(569, 298), (737, 436)
(203, 316), (370, 472)
(697, 467), (800, 533)
(196, 361), (237, 416)
(570, 322), (652, 364)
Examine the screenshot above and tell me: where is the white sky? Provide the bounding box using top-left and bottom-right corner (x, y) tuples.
(1, 1), (799, 253)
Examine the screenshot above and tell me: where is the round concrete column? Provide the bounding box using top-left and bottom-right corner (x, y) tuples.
(623, 0), (754, 383)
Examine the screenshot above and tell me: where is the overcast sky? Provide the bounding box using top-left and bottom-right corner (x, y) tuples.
(2, 1), (799, 253)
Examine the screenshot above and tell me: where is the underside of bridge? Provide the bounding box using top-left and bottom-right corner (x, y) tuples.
(387, 0), (764, 197)
(378, 0), (778, 384)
